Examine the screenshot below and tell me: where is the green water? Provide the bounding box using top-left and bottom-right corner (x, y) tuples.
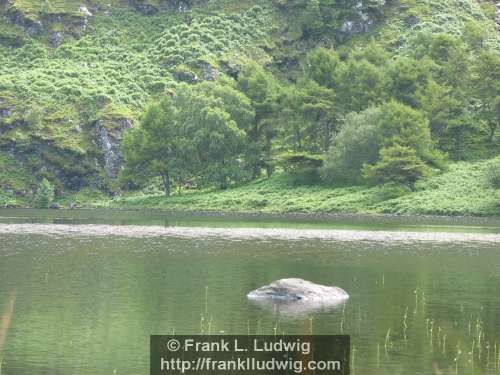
(0, 209), (499, 374)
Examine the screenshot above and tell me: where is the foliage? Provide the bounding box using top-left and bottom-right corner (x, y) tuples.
(376, 101), (437, 163)
(122, 83), (249, 195)
(278, 79), (336, 153)
(81, 158), (500, 217)
(470, 50), (500, 146)
(322, 107), (382, 185)
(0, 4), (271, 190)
(276, 152), (323, 185)
(304, 48), (339, 89)
(34, 178), (55, 208)
(272, 0), (386, 40)
(487, 159), (500, 189)
(334, 53), (390, 113)
(363, 144), (429, 191)
(0, 0), (499, 215)
(237, 62), (280, 177)
(151, 6), (270, 67)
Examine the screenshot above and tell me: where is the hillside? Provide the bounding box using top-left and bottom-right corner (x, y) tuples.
(54, 156), (497, 216)
(0, 0), (499, 215)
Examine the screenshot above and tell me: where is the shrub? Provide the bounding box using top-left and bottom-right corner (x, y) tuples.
(487, 159), (500, 189)
(278, 152), (324, 186)
(322, 107), (382, 185)
(363, 144), (429, 191)
(34, 178), (55, 208)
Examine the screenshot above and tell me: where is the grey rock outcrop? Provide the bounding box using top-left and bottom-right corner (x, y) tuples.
(0, 99), (13, 120)
(404, 15), (419, 27)
(126, 0), (208, 14)
(133, 3), (158, 15)
(6, 4), (92, 39)
(199, 62), (220, 81)
(247, 278), (349, 302)
(174, 69), (198, 83)
(8, 10), (43, 36)
(338, 0), (385, 40)
(49, 31), (64, 47)
(0, 109), (12, 118)
(79, 5), (92, 18)
(94, 118), (133, 178)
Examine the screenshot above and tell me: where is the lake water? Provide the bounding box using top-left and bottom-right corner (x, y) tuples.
(0, 209), (499, 374)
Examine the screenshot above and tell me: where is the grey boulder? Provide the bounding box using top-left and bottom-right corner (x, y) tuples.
(247, 278), (349, 303)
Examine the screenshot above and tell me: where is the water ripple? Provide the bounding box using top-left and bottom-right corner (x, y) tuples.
(0, 223), (499, 243)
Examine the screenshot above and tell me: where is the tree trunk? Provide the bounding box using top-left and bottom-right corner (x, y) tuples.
(488, 121), (497, 141)
(323, 121), (332, 152)
(161, 172), (170, 197)
(265, 134), (273, 178)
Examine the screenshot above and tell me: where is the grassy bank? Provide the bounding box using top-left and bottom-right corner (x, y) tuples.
(61, 158), (499, 217)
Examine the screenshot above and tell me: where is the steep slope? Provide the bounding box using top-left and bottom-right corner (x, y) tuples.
(0, 0), (273, 198)
(79, 156), (500, 216)
(0, 0), (498, 208)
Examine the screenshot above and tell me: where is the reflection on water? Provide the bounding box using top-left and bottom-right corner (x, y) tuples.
(0, 291), (16, 361)
(1, 208), (500, 233)
(0, 223), (499, 243)
(248, 298), (348, 319)
(0, 209), (499, 374)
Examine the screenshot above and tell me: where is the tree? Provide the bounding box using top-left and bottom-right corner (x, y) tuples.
(279, 80), (336, 153)
(323, 102), (445, 186)
(362, 144), (429, 191)
(334, 57), (389, 113)
(471, 50), (500, 144)
(404, 32), (489, 159)
(305, 48), (339, 89)
(122, 99), (185, 197)
(350, 41), (390, 66)
(34, 178), (55, 208)
(388, 57), (432, 108)
(197, 81), (257, 177)
(277, 152), (324, 185)
(322, 107), (382, 185)
(122, 83), (249, 195)
(237, 63), (279, 177)
(189, 105), (247, 189)
(377, 101), (441, 165)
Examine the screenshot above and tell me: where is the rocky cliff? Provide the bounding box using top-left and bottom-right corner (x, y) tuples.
(0, 0), (498, 204)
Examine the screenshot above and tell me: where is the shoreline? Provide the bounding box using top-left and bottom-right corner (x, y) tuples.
(0, 222), (499, 242)
(1, 206), (499, 228)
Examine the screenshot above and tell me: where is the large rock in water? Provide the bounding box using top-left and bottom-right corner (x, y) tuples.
(247, 278), (349, 302)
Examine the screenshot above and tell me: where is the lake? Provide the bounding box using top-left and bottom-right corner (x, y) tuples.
(0, 209), (499, 374)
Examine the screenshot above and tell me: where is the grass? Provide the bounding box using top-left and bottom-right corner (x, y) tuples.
(373, 0), (500, 54)
(0, 0), (498, 209)
(0, 3), (272, 187)
(0, 153), (33, 207)
(67, 157), (499, 216)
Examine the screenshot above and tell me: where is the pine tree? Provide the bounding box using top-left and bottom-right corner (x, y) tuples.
(34, 178), (55, 208)
(363, 145), (429, 191)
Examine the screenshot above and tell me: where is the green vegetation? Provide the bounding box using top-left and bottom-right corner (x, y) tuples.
(122, 82), (251, 195)
(77, 157), (499, 216)
(0, 0), (498, 216)
(34, 178), (55, 208)
(487, 158), (500, 189)
(362, 145), (430, 191)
